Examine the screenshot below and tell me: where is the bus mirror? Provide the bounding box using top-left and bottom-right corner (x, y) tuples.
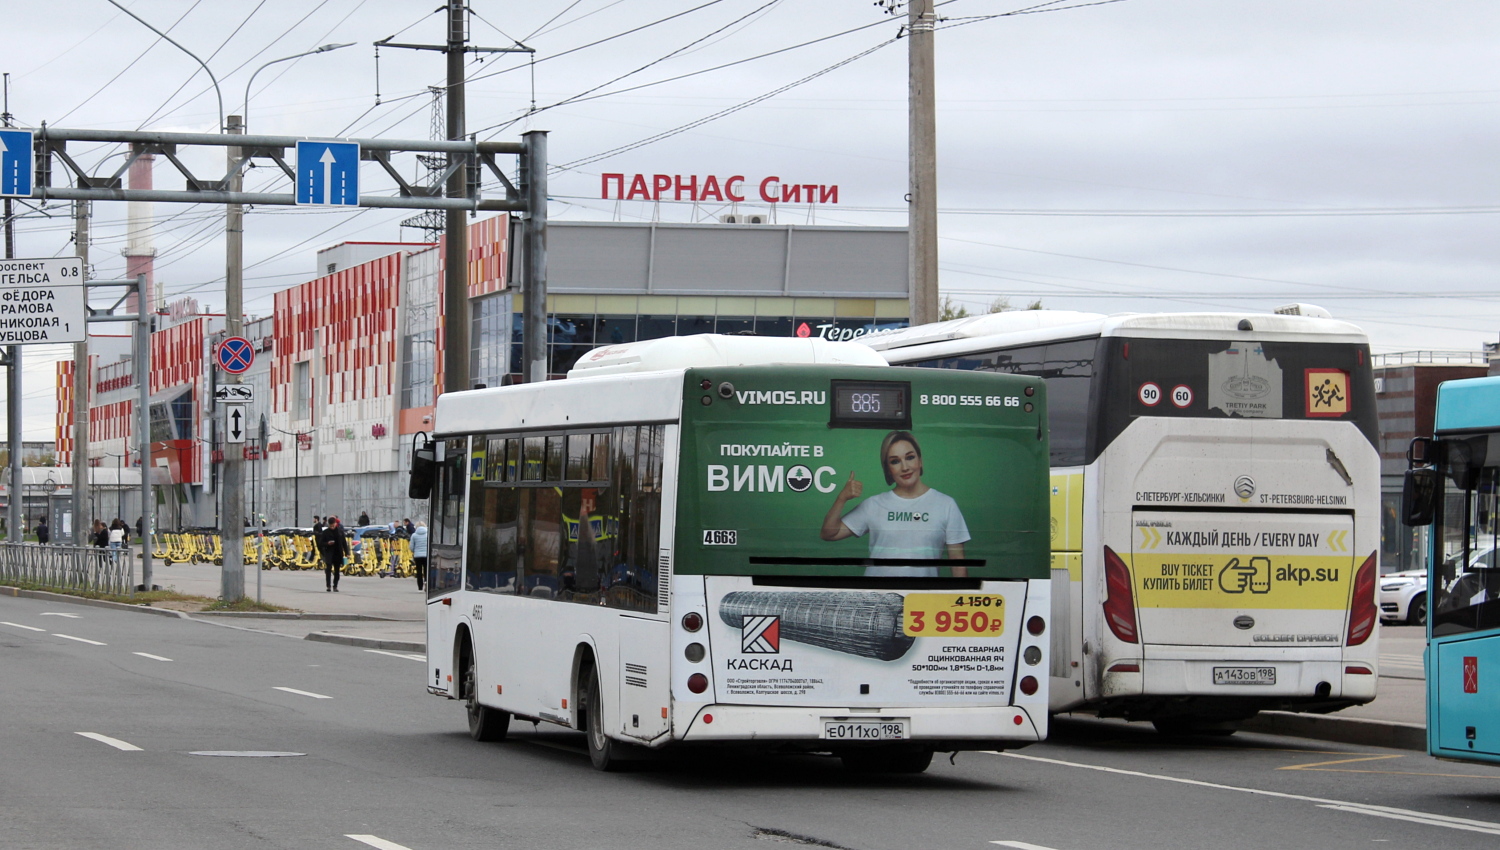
(1405, 437), (1431, 465)
(1401, 467), (1437, 526)
(409, 435), (437, 500)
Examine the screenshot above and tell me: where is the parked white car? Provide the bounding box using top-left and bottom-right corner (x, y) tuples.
(1380, 569), (1427, 625)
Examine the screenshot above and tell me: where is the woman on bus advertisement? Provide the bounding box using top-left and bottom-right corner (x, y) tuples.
(820, 430), (970, 577)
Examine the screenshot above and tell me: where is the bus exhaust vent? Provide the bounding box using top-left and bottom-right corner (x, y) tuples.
(658, 551), (671, 612)
(1273, 303), (1333, 319)
(718, 591), (914, 661)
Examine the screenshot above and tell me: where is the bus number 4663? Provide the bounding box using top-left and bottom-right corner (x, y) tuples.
(703, 529), (737, 545)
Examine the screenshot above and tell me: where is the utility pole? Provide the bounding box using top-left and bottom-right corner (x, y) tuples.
(221, 114), (245, 601)
(377, 0), (532, 394)
(521, 130), (548, 383)
(3, 73), (20, 544)
(908, 0), (939, 326)
(72, 201), (90, 543)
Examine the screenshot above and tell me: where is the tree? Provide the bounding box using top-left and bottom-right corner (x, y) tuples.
(939, 295), (1044, 322)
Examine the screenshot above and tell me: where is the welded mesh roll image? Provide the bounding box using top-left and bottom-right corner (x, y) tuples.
(719, 591), (914, 661)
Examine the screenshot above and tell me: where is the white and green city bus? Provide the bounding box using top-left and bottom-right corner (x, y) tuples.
(411, 335), (1052, 771)
(865, 308), (1380, 734)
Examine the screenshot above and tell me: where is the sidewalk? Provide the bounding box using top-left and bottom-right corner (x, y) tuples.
(19, 556), (1433, 751)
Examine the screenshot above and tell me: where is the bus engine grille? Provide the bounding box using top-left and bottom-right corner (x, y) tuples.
(718, 591), (914, 661)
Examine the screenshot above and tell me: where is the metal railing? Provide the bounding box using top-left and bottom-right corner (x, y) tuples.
(0, 543), (133, 596)
(1372, 350), (1492, 367)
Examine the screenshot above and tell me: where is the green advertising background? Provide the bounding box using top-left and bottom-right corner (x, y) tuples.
(675, 365), (1050, 579)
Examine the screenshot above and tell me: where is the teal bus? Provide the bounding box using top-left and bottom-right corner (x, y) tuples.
(410, 335), (1053, 772)
(1403, 374), (1500, 765)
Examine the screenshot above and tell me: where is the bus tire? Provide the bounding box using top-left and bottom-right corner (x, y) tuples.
(1408, 593), (1427, 626)
(583, 670), (623, 771)
(464, 645), (509, 742)
(839, 747), (934, 774)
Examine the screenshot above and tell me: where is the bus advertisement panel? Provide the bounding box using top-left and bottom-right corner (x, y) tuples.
(676, 365), (1048, 711)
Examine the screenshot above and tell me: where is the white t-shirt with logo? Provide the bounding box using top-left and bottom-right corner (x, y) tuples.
(840, 488), (970, 577)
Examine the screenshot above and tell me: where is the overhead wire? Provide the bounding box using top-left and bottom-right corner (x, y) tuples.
(53, 1), (203, 125)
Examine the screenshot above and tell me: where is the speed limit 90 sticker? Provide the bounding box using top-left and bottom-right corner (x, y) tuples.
(903, 593), (1006, 637)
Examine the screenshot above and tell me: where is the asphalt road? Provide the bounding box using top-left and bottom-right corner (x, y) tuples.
(3, 594), (1494, 850)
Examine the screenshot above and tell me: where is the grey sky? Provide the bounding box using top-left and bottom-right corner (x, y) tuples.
(5, 0), (1498, 436)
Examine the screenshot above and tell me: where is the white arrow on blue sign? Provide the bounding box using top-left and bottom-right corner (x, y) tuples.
(0, 129), (34, 197)
(295, 140), (359, 206)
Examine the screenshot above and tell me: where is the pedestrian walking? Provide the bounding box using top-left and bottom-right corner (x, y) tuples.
(318, 515), (350, 592)
(403, 517), (415, 537)
(357, 510), (370, 527)
(312, 515), (324, 535)
(410, 520), (429, 591)
(92, 520), (109, 548)
(134, 516), (143, 541)
(108, 519), (126, 565)
(35, 516), (49, 544)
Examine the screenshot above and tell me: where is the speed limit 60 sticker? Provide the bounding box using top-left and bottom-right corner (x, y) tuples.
(902, 593), (1006, 637)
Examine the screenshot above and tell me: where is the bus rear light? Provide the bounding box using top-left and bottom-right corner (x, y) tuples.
(1102, 547), (1139, 643)
(1346, 553), (1378, 647)
(687, 673), (709, 694)
(1106, 662), (1141, 673)
(1026, 616), (1046, 636)
(681, 612), (703, 632)
(685, 642), (705, 663)
(1013, 714), (1024, 725)
(1019, 676), (1039, 696)
(1345, 665), (1373, 675)
(703, 713), (714, 724)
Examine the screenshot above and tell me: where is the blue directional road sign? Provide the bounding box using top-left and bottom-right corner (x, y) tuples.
(216, 337), (255, 374)
(295, 140), (360, 206)
(0, 129), (34, 197)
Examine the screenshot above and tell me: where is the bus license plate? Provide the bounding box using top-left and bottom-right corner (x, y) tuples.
(822, 720), (908, 741)
(1213, 666), (1276, 685)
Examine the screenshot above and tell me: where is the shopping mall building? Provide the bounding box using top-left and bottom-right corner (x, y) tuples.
(56, 217), (910, 530)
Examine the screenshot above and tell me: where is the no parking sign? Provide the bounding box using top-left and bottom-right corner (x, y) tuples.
(216, 337), (255, 374)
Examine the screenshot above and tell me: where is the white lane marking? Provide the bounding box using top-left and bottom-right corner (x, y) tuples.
(40, 612), (82, 618)
(992, 842), (1064, 849)
(364, 649), (424, 661)
(997, 752), (1500, 836)
(76, 732), (142, 751)
(346, 835), (415, 850)
(274, 686), (333, 700)
(53, 633), (106, 646)
(133, 652), (173, 662)
(1, 621), (46, 632)
(1317, 805), (1500, 835)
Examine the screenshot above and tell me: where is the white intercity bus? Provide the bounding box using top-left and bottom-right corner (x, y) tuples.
(865, 308), (1380, 734)
(412, 335), (1053, 770)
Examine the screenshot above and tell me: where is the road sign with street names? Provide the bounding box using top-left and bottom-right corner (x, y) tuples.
(0, 257), (86, 345)
(226, 406), (247, 445)
(295, 140), (359, 206)
(0, 129), (33, 197)
(216, 337), (255, 374)
(214, 385), (254, 403)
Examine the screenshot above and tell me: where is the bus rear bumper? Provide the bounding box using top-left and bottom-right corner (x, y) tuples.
(677, 704), (1043, 747)
(1132, 658), (1374, 700)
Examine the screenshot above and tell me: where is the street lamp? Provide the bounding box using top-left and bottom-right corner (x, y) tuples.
(241, 43), (355, 125)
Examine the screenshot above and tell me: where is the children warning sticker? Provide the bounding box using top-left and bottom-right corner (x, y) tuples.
(1305, 369), (1350, 417)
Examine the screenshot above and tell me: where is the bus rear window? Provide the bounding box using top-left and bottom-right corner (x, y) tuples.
(1094, 338), (1377, 454)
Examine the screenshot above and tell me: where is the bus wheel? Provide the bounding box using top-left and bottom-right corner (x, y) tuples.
(583, 670), (623, 771)
(464, 646), (509, 742)
(1408, 593), (1427, 626)
(1151, 717), (1238, 737)
(839, 747), (934, 774)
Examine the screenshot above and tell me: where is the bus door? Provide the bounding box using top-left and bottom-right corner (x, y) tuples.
(1130, 511), (1358, 652)
(1425, 446), (1500, 758)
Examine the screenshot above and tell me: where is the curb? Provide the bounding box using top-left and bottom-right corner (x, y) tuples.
(1243, 711), (1427, 752)
(305, 632), (425, 653)
(0, 586), (187, 618)
(194, 611), (413, 621)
